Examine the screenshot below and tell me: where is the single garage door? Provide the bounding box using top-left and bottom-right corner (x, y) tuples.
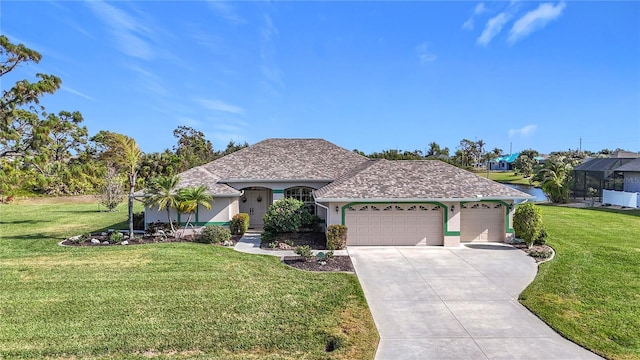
(345, 204), (444, 246)
(461, 202), (505, 242)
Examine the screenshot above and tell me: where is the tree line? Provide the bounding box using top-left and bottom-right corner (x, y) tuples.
(0, 35), (246, 199)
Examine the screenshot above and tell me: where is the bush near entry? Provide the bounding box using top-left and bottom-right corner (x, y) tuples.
(326, 225), (347, 250)
(197, 225), (231, 244)
(230, 213), (249, 235)
(262, 198), (312, 241)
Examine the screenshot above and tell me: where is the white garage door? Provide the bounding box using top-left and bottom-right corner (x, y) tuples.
(345, 204), (444, 246)
(461, 202), (505, 242)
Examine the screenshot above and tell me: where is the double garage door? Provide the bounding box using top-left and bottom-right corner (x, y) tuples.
(344, 202), (507, 246)
(345, 204), (444, 246)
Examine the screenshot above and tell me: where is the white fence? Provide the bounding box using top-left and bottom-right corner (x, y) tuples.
(602, 189), (640, 208)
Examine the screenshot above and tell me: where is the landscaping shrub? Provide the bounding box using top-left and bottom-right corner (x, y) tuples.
(513, 203), (544, 249)
(145, 221), (178, 236)
(535, 228), (547, 245)
(326, 225), (347, 250)
(262, 198), (312, 241)
(133, 212), (145, 230)
(108, 231), (124, 244)
(197, 225), (231, 244)
(294, 245), (313, 261)
(230, 213), (249, 235)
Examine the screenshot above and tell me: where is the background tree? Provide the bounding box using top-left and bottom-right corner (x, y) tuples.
(99, 132), (142, 238)
(173, 126), (215, 171)
(138, 150), (180, 186)
(513, 149), (540, 178)
(144, 175), (180, 233)
(539, 155), (573, 203)
(426, 141), (450, 158)
(1, 35), (62, 158)
(216, 140), (249, 158)
(176, 185), (212, 237)
(97, 166), (125, 211)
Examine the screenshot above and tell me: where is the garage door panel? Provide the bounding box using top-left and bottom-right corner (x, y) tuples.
(461, 202), (505, 242)
(346, 204), (443, 246)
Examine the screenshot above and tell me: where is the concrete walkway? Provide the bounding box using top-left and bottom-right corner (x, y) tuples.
(348, 245), (602, 360)
(233, 231), (348, 257)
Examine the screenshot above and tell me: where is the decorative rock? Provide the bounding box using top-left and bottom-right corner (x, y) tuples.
(124, 235), (129, 240)
(68, 235), (82, 242)
(223, 240), (233, 247)
(101, 232), (107, 236)
(91, 238), (100, 244)
(278, 242), (292, 250)
(121, 240), (129, 245)
(102, 241), (109, 245)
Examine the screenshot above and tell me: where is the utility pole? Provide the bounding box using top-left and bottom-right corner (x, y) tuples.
(579, 137), (582, 154)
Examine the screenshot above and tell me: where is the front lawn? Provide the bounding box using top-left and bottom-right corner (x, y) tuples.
(0, 199), (378, 359)
(520, 205), (640, 360)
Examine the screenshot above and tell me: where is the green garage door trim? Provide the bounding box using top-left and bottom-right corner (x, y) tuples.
(341, 201), (460, 236)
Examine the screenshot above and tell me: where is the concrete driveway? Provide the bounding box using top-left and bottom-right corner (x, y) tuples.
(348, 245), (602, 360)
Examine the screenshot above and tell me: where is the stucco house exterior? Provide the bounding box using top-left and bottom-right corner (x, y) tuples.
(144, 139), (534, 247)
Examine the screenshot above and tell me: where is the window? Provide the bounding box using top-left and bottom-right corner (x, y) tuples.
(285, 187), (314, 203)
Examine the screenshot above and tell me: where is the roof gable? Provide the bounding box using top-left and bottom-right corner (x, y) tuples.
(314, 159), (532, 200)
(201, 138), (369, 181)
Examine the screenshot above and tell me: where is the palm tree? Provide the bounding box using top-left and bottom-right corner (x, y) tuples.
(540, 156), (572, 203)
(101, 133), (142, 238)
(144, 175), (180, 234)
(176, 185), (213, 238)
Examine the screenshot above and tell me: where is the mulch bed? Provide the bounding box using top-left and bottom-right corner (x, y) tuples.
(282, 255), (354, 272)
(260, 231), (327, 250)
(61, 234), (242, 246)
(511, 243), (554, 262)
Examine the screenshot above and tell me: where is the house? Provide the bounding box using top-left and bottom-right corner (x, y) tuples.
(144, 139), (534, 247)
(600, 158), (640, 208)
(489, 153), (520, 171)
(571, 154), (640, 200)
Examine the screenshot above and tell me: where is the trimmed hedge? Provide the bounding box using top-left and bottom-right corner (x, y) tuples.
(326, 224), (347, 250)
(230, 213), (249, 235)
(197, 225), (231, 244)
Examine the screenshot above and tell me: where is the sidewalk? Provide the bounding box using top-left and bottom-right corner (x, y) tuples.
(233, 230), (348, 257)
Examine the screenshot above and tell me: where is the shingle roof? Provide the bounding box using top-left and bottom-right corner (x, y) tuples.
(175, 166), (241, 195)
(314, 159), (533, 201)
(200, 138), (369, 181)
(574, 158), (632, 172)
(614, 158), (640, 172)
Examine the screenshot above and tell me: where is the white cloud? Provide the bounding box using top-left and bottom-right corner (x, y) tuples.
(477, 12), (511, 46)
(462, 2), (486, 31)
(509, 124), (537, 137)
(206, 1), (245, 24)
(508, 2), (566, 44)
(416, 42), (437, 64)
(62, 86), (95, 101)
(85, 1), (155, 60)
(196, 99), (245, 115)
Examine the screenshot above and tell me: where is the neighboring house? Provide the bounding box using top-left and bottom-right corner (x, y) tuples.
(572, 156), (639, 200)
(615, 158), (640, 193)
(144, 139), (533, 247)
(489, 153), (520, 171)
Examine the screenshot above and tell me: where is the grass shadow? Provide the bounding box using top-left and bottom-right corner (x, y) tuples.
(0, 219), (49, 225)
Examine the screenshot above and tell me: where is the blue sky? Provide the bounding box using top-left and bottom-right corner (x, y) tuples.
(3, 1), (639, 155)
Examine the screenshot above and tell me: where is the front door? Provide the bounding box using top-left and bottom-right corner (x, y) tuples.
(239, 189), (269, 228)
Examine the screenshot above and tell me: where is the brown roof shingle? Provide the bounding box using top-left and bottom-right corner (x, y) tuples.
(314, 159), (533, 201)
(201, 138), (369, 181)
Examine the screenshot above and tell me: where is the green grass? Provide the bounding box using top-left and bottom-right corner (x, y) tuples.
(520, 205), (640, 360)
(0, 200), (378, 359)
(474, 170), (539, 186)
